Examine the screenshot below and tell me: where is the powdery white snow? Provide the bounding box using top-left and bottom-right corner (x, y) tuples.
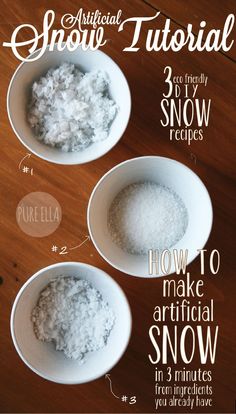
(31, 276), (115, 362)
(28, 63), (118, 152)
(108, 182), (188, 255)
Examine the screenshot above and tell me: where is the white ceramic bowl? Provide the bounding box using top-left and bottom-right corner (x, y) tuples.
(11, 262), (132, 384)
(87, 156), (213, 278)
(7, 46), (131, 165)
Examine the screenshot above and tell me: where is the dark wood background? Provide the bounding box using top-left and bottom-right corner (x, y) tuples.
(0, 0), (235, 412)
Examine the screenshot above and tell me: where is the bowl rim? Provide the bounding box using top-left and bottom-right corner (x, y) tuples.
(87, 155), (213, 278)
(10, 261), (132, 384)
(7, 44), (132, 165)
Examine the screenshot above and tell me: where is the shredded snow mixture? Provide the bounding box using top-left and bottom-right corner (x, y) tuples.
(28, 63), (118, 152)
(31, 276), (115, 361)
(108, 182), (188, 255)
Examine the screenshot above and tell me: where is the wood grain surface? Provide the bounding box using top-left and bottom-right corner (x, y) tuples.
(0, 1), (235, 413)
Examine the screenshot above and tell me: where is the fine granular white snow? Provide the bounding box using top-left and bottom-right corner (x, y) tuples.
(28, 63), (118, 152)
(108, 182), (188, 254)
(31, 276), (115, 361)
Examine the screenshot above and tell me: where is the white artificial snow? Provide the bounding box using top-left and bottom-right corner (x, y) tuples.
(108, 182), (188, 255)
(31, 276), (115, 361)
(28, 63), (118, 152)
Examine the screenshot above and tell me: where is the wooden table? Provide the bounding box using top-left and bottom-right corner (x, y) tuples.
(0, 1), (235, 412)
